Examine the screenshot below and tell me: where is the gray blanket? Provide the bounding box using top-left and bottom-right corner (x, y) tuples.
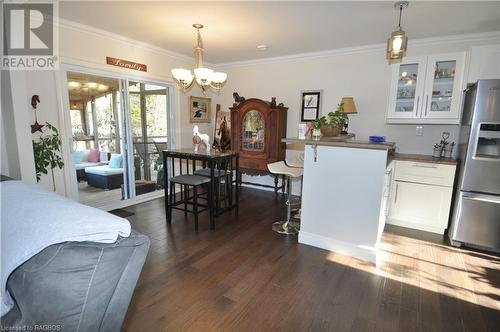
(0, 181), (131, 316)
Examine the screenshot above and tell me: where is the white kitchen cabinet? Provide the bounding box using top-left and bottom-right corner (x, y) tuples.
(387, 160), (456, 234)
(386, 52), (466, 124)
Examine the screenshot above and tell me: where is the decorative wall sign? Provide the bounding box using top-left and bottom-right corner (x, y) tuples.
(106, 56), (147, 72)
(300, 90), (322, 122)
(189, 96), (211, 123)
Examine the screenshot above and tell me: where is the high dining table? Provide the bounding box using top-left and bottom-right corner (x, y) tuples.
(162, 148), (239, 229)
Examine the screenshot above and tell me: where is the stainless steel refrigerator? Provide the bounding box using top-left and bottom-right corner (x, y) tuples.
(450, 79), (500, 252)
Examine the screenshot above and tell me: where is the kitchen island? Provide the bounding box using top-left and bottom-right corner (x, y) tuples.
(283, 137), (395, 264)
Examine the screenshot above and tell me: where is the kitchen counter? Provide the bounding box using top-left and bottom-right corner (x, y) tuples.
(282, 136), (396, 151)
(392, 153), (458, 165)
(284, 136), (393, 264)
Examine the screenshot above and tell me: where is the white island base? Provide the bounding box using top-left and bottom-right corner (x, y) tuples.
(291, 140), (393, 264)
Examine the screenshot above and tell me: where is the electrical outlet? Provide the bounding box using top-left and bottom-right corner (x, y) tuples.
(416, 126), (424, 136)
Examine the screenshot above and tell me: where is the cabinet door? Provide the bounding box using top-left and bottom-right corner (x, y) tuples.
(421, 52), (466, 122)
(388, 181), (453, 234)
(387, 57), (427, 121)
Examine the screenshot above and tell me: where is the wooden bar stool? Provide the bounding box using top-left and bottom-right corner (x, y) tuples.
(267, 161), (303, 234)
(167, 174), (212, 231)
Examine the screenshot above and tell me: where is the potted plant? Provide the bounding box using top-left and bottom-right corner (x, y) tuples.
(320, 103), (348, 137)
(32, 122), (64, 192)
(310, 117), (325, 139)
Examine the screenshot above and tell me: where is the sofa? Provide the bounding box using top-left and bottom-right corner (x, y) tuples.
(0, 177), (150, 332)
(1, 231), (149, 332)
(74, 149), (109, 182)
(85, 154), (124, 190)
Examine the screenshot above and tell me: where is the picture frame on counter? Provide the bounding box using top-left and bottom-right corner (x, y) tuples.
(300, 90), (322, 122)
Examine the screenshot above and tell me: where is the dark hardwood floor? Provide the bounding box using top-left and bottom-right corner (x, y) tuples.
(121, 188), (500, 332)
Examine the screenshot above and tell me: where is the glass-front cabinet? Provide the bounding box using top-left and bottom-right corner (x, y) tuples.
(387, 52), (466, 124)
(242, 110), (265, 151)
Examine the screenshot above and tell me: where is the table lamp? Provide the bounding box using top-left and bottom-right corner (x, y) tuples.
(341, 97), (357, 134)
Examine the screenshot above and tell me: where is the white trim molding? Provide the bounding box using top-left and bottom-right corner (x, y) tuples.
(216, 31), (500, 68)
(298, 231), (378, 264)
(56, 18), (197, 64)
(56, 18), (194, 62)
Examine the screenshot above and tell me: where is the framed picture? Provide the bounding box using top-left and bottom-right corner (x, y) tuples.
(213, 104), (231, 150)
(189, 96), (211, 123)
(300, 90), (322, 122)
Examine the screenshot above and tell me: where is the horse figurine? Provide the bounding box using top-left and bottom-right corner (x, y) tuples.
(218, 116), (231, 151)
(193, 125), (210, 152)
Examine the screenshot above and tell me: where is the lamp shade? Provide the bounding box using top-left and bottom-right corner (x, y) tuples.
(341, 97), (357, 114)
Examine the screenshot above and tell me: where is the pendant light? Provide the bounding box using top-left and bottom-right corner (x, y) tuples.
(387, 1), (409, 64)
(171, 24), (227, 94)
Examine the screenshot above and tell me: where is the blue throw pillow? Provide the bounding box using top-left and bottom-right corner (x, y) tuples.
(73, 151), (84, 164)
(109, 154), (123, 168)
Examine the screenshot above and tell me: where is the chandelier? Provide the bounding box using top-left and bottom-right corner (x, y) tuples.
(171, 24), (227, 94)
(386, 1), (409, 63)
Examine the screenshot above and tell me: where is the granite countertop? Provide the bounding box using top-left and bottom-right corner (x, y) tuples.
(391, 153), (458, 165)
(282, 135), (396, 151)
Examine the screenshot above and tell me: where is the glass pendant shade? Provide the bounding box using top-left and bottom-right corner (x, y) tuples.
(386, 29), (408, 63)
(211, 72), (227, 84)
(194, 67), (214, 85)
(171, 68), (194, 84)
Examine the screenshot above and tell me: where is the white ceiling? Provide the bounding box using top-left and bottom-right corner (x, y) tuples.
(59, 1), (500, 64)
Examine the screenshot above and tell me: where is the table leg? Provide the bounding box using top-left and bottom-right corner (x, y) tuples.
(163, 152), (169, 223)
(209, 160), (215, 229)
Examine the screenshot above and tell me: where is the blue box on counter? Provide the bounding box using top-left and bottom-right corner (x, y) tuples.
(369, 136), (386, 143)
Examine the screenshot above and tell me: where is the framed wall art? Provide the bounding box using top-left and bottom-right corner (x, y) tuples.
(300, 90), (322, 122)
(213, 104), (231, 151)
(189, 96), (211, 123)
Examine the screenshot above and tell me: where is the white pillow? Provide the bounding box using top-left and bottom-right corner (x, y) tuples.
(81, 150), (90, 162)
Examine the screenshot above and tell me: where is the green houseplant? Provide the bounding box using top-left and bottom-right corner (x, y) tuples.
(312, 103), (349, 137)
(32, 122), (64, 191)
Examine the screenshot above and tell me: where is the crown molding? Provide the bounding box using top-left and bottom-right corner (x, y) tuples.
(215, 30), (500, 69)
(56, 17), (201, 65)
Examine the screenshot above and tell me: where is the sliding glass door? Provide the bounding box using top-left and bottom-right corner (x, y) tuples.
(128, 82), (168, 196)
(64, 70), (171, 209)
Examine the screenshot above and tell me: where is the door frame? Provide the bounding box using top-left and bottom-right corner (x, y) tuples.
(58, 64), (177, 210)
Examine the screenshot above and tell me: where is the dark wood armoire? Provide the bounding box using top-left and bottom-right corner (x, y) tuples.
(230, 98), (288, 191)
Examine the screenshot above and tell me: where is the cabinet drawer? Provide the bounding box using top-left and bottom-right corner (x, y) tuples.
(394, 160), (455, 187)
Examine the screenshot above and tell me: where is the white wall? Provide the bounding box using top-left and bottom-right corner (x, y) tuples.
(2, 20), (210, 196)
(212, 33), (500, 191)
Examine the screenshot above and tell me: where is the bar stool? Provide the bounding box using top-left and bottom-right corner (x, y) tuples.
(193, 167), (232, 210)
(167, 174), (212, 231)
(286, 153), (304, 219)
(267, 160), (304, 234)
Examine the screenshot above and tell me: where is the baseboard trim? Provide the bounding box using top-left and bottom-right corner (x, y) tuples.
(298, 231), (377, 264)
(386, 218), (445, 235)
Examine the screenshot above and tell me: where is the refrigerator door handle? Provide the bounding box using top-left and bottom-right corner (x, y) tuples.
(462, 193), (500, 204)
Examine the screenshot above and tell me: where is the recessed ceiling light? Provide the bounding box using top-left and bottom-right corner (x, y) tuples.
(257, 44), (268, 51)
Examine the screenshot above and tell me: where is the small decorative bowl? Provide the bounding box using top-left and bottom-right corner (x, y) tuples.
(369, 135), (386, 143)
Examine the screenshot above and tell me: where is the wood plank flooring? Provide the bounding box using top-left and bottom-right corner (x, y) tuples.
(121, 188), (500, 332)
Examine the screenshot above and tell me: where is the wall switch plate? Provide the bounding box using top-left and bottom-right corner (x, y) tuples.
(416, 126), (424, 136)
